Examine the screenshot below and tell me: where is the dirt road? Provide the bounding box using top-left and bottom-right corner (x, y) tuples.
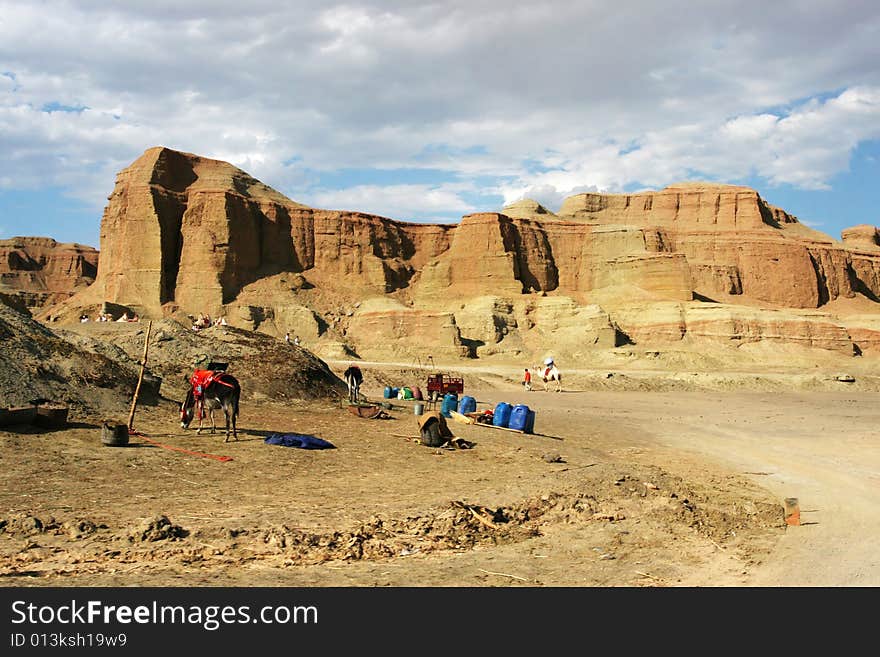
(563, 390), (880, 586)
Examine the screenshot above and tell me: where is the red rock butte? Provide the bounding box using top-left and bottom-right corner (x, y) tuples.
(40, 146), (880, 361)
(0, 237), (98, 309)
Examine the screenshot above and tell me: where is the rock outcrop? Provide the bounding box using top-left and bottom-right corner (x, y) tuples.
(0, 237), (98, 311)
(842, 224), (880, 251)
(45, 147), (880, 361)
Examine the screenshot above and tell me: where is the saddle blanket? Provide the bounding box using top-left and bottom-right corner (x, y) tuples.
(190, 369), (236, 398)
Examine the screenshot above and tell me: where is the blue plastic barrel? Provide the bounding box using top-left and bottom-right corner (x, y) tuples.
(509, 404), (536, 433)
(492, 402), (512, 428)
(458, 395), (476, 415)
(383, 386), (393, 399)
(391, 387), (399, 399)
(441, 393), (458, 418)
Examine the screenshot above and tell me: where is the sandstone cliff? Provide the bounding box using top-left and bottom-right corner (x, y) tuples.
(46, 147), (880, 362)
(0, 237), (98, 311)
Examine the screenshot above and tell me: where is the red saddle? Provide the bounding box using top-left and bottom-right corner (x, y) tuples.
(190, 369), (234, 399)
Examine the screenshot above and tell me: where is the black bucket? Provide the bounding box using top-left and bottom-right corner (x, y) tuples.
(101, 421), (129, 447)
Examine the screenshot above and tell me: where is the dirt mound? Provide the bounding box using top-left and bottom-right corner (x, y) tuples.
(0, 297), (346, 425)
(0, 513), (105, 540)
(128, 515), (189, 543)
(60, 318), (347, 404)
(0, 300), (139, 415)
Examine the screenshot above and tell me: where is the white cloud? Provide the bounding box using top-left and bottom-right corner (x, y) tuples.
(307, 183), (476, 220)
(0, 0), (878, 232)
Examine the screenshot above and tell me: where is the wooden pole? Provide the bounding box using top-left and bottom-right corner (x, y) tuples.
(127, 320), (153, 431)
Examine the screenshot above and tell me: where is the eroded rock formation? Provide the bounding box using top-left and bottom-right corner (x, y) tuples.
(0, 237), (98, 311)
(47, 147), (880, 361)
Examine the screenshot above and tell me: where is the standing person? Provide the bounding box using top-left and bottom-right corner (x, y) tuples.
(294, 335), (301, 346)
(285, 332), (291, 344)
(523, 368), (532, 391)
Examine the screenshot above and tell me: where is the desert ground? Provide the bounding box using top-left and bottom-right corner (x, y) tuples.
(2, 352), (878, 588)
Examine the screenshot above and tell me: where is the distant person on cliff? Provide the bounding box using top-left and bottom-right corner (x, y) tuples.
(523, 368), (532, 391)
(285, 332), (291, 344)
(294, 335), (301, 346)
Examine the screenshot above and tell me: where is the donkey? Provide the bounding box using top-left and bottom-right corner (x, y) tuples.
(343, 365), (363, 403)
(180, 372), (241, 442)
(542, 365), (562, 392)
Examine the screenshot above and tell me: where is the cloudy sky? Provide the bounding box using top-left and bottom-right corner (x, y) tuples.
(1, 0), (878, 247)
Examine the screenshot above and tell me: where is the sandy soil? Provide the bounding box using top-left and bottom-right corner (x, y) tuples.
(1, 361), (878, 587)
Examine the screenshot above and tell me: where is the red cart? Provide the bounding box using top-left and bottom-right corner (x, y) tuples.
(425, 373), (464, 402)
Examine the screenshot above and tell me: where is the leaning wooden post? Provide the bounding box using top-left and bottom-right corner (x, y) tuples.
(127, 320), (153, 432)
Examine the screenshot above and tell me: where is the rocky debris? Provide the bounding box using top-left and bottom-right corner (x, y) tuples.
(0, 514), (106, 540)
(0, 514), (45, 536)
(63, 519), (101, 539)
(204, 471), (779, 564)
(0, 458), (786, 582)
(129, 515), (188, 542)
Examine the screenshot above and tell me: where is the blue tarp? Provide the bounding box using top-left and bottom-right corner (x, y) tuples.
(264, 433), (335, 449)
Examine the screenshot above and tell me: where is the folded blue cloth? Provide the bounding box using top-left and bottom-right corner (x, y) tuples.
(264, 433), (335, 449)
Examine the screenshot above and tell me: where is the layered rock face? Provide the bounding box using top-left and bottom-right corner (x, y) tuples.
(556, 182), (878, 308)
(51, 147), (880, 360)
(73, 147), (455, 318)
(841, 224), (880, 250)
(0, 237), (98, 311)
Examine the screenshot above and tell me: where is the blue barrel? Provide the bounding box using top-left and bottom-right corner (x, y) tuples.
(383, 386), (393, 399)
(509, 404), (536, 433)
(458, 395), (476, 415)
(492, 402), (512, 428)
(391, 387), (399, 399)
(441, 393), (458, 418)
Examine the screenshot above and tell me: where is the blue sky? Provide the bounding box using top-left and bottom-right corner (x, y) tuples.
(1, 1), (879, 249)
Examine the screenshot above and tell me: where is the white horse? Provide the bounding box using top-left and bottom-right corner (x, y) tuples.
(541, 365), (562, 392)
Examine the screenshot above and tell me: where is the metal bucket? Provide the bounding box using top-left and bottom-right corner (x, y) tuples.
(413, 402), (424, 416)
(101, 421), (129, 447)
